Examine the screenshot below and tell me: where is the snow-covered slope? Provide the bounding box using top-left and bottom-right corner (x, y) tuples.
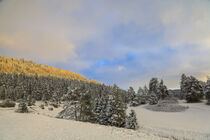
(0, 103), (168, 140)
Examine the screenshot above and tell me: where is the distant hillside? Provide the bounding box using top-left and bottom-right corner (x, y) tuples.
(0, 56), (100, 84)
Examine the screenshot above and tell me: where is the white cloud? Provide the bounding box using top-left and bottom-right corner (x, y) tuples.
(117, 66), (125, 71)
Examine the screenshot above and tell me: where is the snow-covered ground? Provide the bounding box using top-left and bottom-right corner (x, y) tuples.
(133, 100), (210, 140)
(0, 102), (169, 140)
(1, 101), (210, 140)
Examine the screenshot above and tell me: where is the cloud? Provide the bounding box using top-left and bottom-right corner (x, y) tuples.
(117, 66), (125, 71)
(0, 0), (210, 89)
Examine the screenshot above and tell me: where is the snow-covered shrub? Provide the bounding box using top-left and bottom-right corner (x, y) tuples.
(15, 102), (28, 113)
(126, 110), (139, 130)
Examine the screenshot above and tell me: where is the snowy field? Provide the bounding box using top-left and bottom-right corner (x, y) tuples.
(133, 100), (210, 140)
(0, 101), (210, 140)
(0, 102), (169, 140)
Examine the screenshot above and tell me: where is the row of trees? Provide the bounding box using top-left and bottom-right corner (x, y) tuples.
(129, 78), (169, 106)
(0, 73), (138, 129)
(129, 74), (210, 106)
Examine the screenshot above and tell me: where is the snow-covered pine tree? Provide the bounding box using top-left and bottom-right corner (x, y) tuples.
(127, 86), (135, 102)
(157, 79), (169, 100)
(149, 78), (159, 97)
(80, 89), (94, 122)
(108, 84), (127, 127)
(93, 89), (109, 125)
(126, 109), (139, 130)
(180, 73), (187, 99)
(67, 87), (81, 120)
(183, 76), (204, 103)
(138, 86), (147, 104)
(130, 95), (140, 106)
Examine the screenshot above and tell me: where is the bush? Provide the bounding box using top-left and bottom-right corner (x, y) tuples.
(0, 99), (15, 107)
(15, 102), (28, 113)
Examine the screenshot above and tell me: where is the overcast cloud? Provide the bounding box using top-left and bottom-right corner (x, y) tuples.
(0, 0), (210, 89)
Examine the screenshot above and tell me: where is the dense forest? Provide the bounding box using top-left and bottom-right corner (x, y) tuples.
(0, 72), (140, 129)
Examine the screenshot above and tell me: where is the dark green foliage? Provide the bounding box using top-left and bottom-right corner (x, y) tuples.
(0, 99), (15, 107)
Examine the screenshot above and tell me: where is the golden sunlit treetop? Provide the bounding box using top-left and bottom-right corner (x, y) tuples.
(0, 56), (100, 84)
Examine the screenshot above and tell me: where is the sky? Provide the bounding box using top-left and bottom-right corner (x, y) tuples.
(0, 0), (210, 89)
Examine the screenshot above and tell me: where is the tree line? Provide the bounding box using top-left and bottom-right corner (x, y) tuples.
(0, 72), (138, 129)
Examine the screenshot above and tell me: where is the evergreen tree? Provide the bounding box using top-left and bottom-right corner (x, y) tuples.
(130, 95), (140, 106)
(80, 89), (94, 122)
(127, 86), (135, 102)
(109, 84), (127, 127)
(126, 110), (139, 130)
(149, 78), (159, 96)
(149, 93), (158, 105)
(180, 73), (187, 99)
(181, 75), (204, 103)
(157, 80), (169, 100)
(143, 85), (149, 95)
